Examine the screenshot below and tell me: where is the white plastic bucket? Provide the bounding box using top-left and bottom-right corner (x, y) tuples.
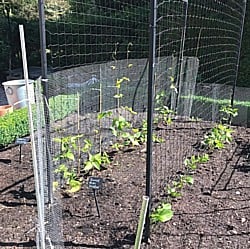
(2, 79), (35, 109)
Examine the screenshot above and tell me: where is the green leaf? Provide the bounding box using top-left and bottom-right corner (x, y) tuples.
(116, 77), (130, 88)
(68, 179), (81, 193)
(200, 154), (209, 163)
(167, 186), (182, 198)
(82, 139), (92, 152)
(53, 181), (59, 191)
(55, 164), (67, 173)
(151, 203), (174, 223)
(114, 93), (123, 99)
(65, 151), (75, 161)
(183, 175), (194, 185)
(93, 161), (101, 170)
(84, 161), (94, 171)
(97, 111), (112, 120)
(110, 126), (118, 136)
(91, 153), (102, 164)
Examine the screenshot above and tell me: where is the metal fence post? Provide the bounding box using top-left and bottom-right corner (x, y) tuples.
(38, 0), (53, 204)
(144, 0), (157, 242)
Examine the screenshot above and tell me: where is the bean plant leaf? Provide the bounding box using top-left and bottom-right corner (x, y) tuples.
(97, 111), (112, 120)
(53, 181), (59, 191)
(116, 77), (130, 89)
(68, 179), (81, 193)
(151, 203), (174, 223)
(114, 93), (123, 99)
(65, 151), (75, 161)
(183, 175), (194, 185)
(84, 161), (94, 171)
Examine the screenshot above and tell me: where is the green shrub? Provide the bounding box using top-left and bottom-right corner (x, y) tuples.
(0, 94), (78, 148)
(0, 108), (29, 147)
(49, 94), (78, 121)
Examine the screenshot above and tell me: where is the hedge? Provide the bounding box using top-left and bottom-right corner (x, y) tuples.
(0, 94), (78, 148)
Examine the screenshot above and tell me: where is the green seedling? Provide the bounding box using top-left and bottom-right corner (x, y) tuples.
(167, 175), (194, 198)
(97, 110), (112, 120)
(110, 115), (143, 149)
(184, 154), (209, 170)
(53, 135), (83, 193)
(115, 76), (130, 109)
(155, 90), (175, 125)
(150, 203), (174, 223)
(54, 164), (81, 193)
(219, 105), (238, 124)
(112, 142), (123, 151)
(53, 134), (83, 162)
(139, 119), (165, 144)
(110, 116), (131, 137)
(82, 139), (110, 172)
(167, 181), (182, 198)
(84, 152), (110, 171)
(203, 124), (234, 150)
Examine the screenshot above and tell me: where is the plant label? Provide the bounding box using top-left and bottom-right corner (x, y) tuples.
(15, 137), (30, 145)
(88, 177), (103, 190)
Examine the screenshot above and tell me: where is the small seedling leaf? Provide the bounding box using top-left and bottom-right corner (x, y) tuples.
(184, 175), (194, 185)
(151, 203), (174, 223)
(68, 179), (81, 193)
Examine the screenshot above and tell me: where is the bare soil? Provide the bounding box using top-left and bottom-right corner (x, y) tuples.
(0, 120), (249, 249)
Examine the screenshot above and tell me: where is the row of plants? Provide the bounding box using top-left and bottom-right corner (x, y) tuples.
(0, 94), (78, 148)
(52, 64), (176, 193)
(51, 67), (237, 202)
(150, 105), (238, 223)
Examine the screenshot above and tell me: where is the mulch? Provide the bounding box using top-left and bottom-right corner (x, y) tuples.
(0, 120), (249, 249)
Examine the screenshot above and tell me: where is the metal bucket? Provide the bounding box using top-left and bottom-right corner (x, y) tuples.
(2, 79), (35, 109)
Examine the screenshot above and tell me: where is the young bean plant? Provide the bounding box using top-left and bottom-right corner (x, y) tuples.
(53, 135), (83, 193)
(82, 139), (110, 172)
(166, 175), (194, 198)
(154, 90), (175, 125)
(184, 154), (209, 170)
(219, 105), (238, 124)
(150, 203), (174, 223)
(202, 124), (234, 150)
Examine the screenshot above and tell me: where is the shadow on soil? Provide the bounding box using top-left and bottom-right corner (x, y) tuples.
(0, 240), (36, 248)
(0, 174), (33, 194)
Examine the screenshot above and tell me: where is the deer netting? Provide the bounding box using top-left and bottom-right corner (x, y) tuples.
(32, 0), (247, 247)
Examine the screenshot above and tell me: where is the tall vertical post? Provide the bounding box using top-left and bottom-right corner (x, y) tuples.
(230, 0), (247, 108)
(38, 0), (53, 204)
(38, 0), (48, 93)
(144, 0), (157, 242)
(19, 25), (46, 249)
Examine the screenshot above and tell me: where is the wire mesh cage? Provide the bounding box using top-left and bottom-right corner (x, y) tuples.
(31, 0), (247, 247)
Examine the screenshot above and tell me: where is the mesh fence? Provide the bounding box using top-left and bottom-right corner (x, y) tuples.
(151, 0), (246, 201)
(32, 0), (247, 247)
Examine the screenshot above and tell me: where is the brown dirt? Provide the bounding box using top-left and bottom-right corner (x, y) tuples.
(0, 121), (249, 249)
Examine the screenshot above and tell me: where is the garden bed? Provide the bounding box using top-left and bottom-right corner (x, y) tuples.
(0, 120), (249, 248)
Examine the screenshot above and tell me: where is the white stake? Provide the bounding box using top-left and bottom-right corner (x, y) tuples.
(19, 24), (46, 249)
(134, 196), (149, 249)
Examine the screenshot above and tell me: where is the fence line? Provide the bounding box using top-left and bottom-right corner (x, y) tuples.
(32, 0), (247, 247)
